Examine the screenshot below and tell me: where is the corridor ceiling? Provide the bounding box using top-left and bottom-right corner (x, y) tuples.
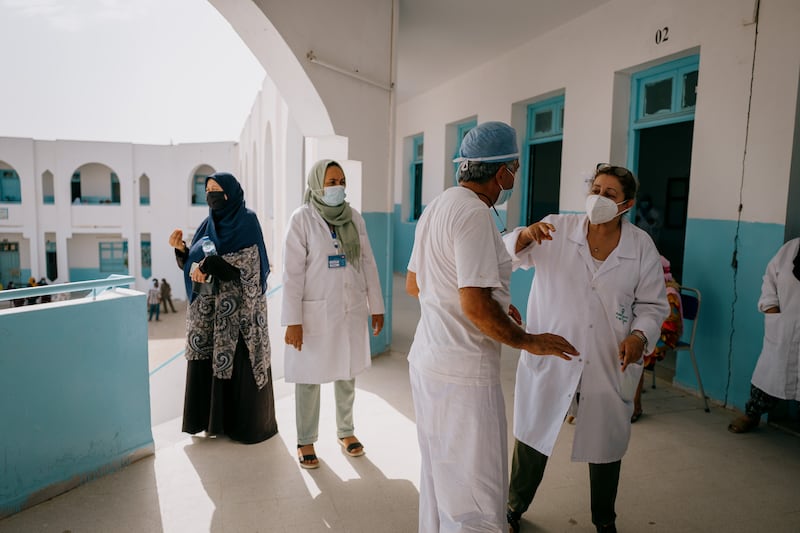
(397, 0), (611, 101)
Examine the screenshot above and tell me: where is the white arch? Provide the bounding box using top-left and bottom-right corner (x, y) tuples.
(209, 0), (334, 137)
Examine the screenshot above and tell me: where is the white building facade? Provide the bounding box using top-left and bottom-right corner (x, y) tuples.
(0, 138), (238, 295)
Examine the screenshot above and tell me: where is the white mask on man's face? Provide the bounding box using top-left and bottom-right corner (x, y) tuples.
(585, 194), (630, 224)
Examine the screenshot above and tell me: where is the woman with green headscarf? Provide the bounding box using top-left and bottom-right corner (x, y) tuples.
(281, 159), (385, 469)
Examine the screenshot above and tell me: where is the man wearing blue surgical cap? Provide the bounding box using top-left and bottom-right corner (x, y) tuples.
(405, 121), (578, 532)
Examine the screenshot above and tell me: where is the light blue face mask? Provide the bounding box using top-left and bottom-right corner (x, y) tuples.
(321, 185), (346, 206)
(495, 166), (515, 206)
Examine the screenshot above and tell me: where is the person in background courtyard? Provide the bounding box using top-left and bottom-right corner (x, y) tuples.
(25, 277), (39, 305)
(504, 164), (669, 533)
(147, 278), (161, 321)
(728, 237), (800, 433)
(282, 159), (385, 469)
(170, 172), (278, 444)
(160, 277), (176, 313)
(38, 277), (52, 304)
(406, 121), (578, 532)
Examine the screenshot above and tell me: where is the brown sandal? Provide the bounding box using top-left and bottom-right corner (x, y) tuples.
(338, 437), (365, 457)
(297, 444), (320, 469)
(728, 415), (759, 434)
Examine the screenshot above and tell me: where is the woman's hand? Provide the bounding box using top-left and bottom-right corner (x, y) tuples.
(372, 314), (384, 336)
(169, 229), (187, 252)
(524, 222), (556, 244)
(516, 221), (556, 253)
(619, 333), (646, 371)
(190, 261), (208, 283)
(285, 324), (303, 351)
(508, 304), (522, 325)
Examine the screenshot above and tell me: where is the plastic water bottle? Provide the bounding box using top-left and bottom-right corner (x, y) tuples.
(201, 236), (217, 256)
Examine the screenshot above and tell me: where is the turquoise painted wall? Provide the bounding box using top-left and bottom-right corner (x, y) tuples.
(680, 219), (785, 410)
(363, 211), (393, 354)
(3, 269), (31, 286)
(0, 291), (153, 515)
(69, 268), (127, 282)
(393, 204), (417, 273)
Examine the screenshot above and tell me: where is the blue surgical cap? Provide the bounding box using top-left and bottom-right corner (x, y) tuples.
(453, 121), (519, 163)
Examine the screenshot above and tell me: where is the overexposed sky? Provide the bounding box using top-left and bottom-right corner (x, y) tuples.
(0, 0), (265, 144)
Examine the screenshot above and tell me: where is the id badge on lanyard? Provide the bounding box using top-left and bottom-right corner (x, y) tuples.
(328, 226), (346, 268)
(328, 254), (347, 268)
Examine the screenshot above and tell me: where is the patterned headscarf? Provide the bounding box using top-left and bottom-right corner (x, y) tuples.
(304, 159), (361, 271)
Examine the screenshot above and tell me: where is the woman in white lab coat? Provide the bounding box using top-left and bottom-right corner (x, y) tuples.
(282, 159), (385, 469)
(728, 237), (800, 433)
(503, 165), (669, 533)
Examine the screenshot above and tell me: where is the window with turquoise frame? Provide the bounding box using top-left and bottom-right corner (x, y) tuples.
(192, 174), (208, 205)
(632, 55), (699, 126)
(0, 169), (22, 203)
(46, 241), (58, 281)
(141, 240), (152, 279)
(99, 241), (128, 273)
(42, 171), (55, 204)
(521, 95), (565, 225)
(110, 173), (121, 204)
(410, 134), (424, 220)
(453, 119), (477, 182)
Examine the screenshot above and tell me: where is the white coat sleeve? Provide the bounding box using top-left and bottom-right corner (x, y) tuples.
(502, 214), (560, 270)
(503, 226), (539, 271)
(355, 212), (386, 315)
(630, 239), (670, 348)
(281, 209), (307, 326)
(757, 243), (785, 312)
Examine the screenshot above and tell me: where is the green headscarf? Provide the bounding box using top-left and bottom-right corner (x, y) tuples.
(304, 159), (361, 271)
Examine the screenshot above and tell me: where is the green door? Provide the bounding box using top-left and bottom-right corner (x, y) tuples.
(0, 241), (21, 286)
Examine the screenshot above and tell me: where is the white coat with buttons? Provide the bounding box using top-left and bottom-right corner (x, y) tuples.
(504, 214), (668, 463)
(751, 238), (800, 400)
(281, 204), (385, 384)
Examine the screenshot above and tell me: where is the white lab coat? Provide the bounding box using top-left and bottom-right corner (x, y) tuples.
(504, 214), (668, 463)
(751, 238), (800, 400)
(281, 204), (385, 384)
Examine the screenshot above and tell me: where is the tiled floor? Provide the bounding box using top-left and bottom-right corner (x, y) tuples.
(2, 275), (800, 532)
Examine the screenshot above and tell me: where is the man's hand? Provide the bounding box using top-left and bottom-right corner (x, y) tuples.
(460, 287), (578, 360)
(523, 333), (579, 361)
(406, 271), (420, 298)
(285, 324), (303, 351)
(372, 314), (384, 336)
(508, 304), (522, 325)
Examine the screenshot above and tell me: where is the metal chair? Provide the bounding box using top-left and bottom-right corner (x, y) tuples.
(674, 286), (710, 412)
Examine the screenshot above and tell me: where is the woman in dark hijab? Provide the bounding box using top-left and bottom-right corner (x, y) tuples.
(169, 172), (277, 444)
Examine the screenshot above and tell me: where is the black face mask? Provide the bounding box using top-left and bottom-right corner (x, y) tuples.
(206, 191), (226, 210)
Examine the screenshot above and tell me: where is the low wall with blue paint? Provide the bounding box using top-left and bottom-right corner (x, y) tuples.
(363, 211), (393, 354)
(393, 204), (416, 274)
(681, 219), (785, 410)
(0, 290), (153, 517)
(69, 268), (127, 282)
